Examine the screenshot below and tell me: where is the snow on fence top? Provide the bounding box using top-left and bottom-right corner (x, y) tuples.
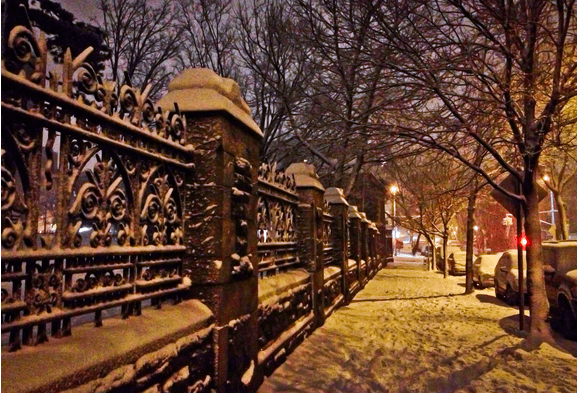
(286, 162), (325, 192)
(157, 68), (262, 138)
(324, 187), (349, 206)
(258, 162), (297, 194)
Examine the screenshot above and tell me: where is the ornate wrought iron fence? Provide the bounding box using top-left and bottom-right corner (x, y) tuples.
(1, 25), (193, 351)
(256, 163), (299, 277)
(322, 202), (334, 266)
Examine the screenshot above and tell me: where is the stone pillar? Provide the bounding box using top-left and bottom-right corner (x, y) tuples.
(376, 223), (388, 268)
(359, 212), (370, 285)
(158, 68), (261, 393)
(324, 188), (350, 308)
(384, 227), (394, 266)
(369, 223), (379, 275)
(286, 163), (326, 327)
(348, 205), (362, 295)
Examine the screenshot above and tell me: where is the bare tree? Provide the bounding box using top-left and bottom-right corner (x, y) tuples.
(235, 0), (315, 160)
(264, 0), (411, 194)
(541, 99), (577, 239)
(368, 0), (576, 347)
(386, 152), (470, 277)
(176, 0), (240, 80)
(98, 0), (182, 100)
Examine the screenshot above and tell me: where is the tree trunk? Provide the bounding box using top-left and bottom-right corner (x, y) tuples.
(523, 176), (555, 348)
(553, 191), (570, 240)
(442, 235), (448, 278)
(423, 233), (433, 271)
(343, 153), (364, 197)
(465, 189), (477, 294)
(412, 233), (422, 255)
(431, 234), (436, 271)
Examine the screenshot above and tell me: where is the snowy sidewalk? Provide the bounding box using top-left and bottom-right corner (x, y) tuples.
(259, 269), (576, 393)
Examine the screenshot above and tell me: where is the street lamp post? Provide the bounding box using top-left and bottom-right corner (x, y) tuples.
(390, 185), (398, 256)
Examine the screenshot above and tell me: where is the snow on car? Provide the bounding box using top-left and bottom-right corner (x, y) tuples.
(473, 253), (502, 289)
(494, 250), (527, 305)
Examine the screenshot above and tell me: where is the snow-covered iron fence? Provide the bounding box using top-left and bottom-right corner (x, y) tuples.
(322, 201), (335, 266)
(1, 23), (192, 352)
(1, 5), (391, 391)
(255, 164), (388, 376)
(256, 162), (299, 277)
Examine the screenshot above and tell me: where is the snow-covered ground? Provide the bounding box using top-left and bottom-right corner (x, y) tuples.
(389, 253), (429, 270)
(259, 268), (577, 392)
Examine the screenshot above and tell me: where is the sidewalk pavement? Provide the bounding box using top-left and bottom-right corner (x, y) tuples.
(258, 268), (576, 393)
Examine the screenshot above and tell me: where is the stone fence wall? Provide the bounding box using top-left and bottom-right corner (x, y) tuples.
(1, 15), (392, 393)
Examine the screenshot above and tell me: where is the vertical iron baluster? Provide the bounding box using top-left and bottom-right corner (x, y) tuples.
(94, 310), (102, 327)
(8, 329), (21, 352)
(36, 323), (48, 344)
(62, 317), (71, 336)
(51, 319), (62, 338)
(134, 301), (142, 316)
(22, 326), (33, 346)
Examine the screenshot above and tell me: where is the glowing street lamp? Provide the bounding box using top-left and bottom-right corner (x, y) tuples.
(541, 174), (557, 234)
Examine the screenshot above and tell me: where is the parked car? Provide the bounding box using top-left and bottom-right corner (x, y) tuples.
(473, 253), (502, 288)
(448, 251), (467, 276)
(436, 244), (463, 271)
(494, 250), (526, 305)
(542, 240), (577, 340)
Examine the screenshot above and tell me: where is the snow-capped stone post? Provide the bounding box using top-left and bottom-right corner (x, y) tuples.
(368, 223), (379, 276)
(157, 68), (262, 393)
(348, 205), (363, 297)
(384, 227), (394, 266)
(324, 188), (351, 303)
(359, 212), (370, 286)
(286, 163), (326, 327)
(379, 227), (388, 269)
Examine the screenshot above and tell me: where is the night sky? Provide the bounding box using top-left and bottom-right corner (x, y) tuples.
(58, 0), (100, 22)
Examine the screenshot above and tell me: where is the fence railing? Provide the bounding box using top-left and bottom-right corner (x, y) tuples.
(322, 203), (335, 266)
(1, 24), (191, 351)
(256, 163), (299, 277)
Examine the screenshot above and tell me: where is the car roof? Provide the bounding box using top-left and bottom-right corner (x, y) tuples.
(476, 254), (502, 264)
(498, 250), (527, 269)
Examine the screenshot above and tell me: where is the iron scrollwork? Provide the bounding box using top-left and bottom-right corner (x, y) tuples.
(1, 146), (30, 250)
(67, 147), (133, 248)
(140, 167), (183, 247)
(26, 264), (62, 315)
(256, 198), (296, 243)
(1, 21), (190, 351)
(258, 162), (296, 192)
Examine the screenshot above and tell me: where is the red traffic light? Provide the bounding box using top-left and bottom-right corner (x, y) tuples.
(519, 235), (528, 248)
